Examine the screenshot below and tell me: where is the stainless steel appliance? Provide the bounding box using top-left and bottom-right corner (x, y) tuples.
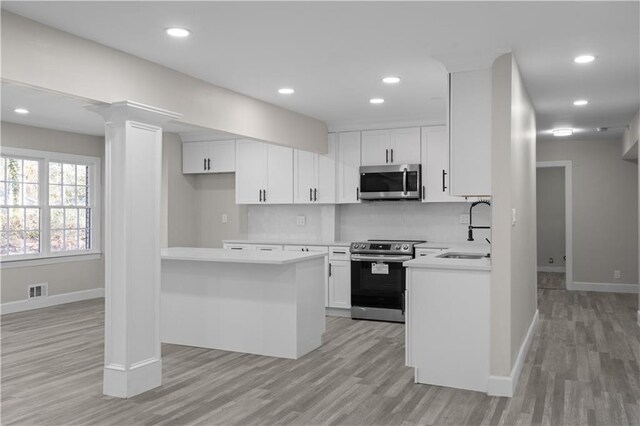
(350, 239), (425, 323)
(359, 164), (421, 201)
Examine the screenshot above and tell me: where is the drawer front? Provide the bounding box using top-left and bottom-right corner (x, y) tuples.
(253, 244), (283, 251)
(284, 245), (307, 252)
(306, 246), (329, 254)
(329, 246), (350, 261)
(415, 249), (440, 258)
(223, 243), (255, 251)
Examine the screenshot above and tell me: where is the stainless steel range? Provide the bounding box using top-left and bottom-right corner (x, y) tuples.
(350, 239), (425, 323)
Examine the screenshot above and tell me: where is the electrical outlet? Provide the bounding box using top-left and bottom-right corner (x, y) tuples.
(221, 213), (228, 224)
(28, 283), (48, 299)
(613, 270), (621, 280)
(296, 215), (306, 226)
(459, 214), (470, 224)
(548, 258), (554, 264)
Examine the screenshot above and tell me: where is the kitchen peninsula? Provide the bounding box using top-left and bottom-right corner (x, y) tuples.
(160, 247), (327, 359)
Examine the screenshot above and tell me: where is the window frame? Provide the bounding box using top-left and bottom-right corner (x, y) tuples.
(0, 147), (101, 265)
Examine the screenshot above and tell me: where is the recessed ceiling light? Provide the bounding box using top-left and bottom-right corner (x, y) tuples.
(552, 128), (573, 137)
(574, 55), (595, 64)
(382, 76), (401, 84)
(278, 88), (295, 95)
(165, 27), (190, 38)
(13, 108), (29, 114)
(573, 99), (588, 106)
(369, 98), (385, 104)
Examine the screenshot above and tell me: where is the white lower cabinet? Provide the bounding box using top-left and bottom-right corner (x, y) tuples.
(405, 265), (490, 392)
(222, 243), (255, 251)
(328, 246), (351, 309)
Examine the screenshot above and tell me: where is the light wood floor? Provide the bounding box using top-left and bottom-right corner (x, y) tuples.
(537, 272), (566, 290)
(2, 289), (639, 425)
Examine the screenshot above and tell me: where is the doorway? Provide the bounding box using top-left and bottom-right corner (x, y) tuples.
(536, 161), (573, 290)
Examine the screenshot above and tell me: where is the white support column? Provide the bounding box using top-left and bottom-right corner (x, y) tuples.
(87, 101), (181, 398)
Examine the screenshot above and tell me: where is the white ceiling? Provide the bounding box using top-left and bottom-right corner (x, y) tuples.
(2, 1), (639, 141)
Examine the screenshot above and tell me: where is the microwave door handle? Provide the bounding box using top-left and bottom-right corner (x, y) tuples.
(403, 168), (408, 195)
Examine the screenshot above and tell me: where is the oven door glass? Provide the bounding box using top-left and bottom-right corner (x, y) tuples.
(351, 259), (406, 310)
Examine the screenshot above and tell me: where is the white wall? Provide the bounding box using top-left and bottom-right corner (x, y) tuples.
(623, 110), (639, 159)
(490, 53), (538, 380)
(536, 167), (565, 268)
(0, 122), (104, 303)
(1, 11), (328, 153)
(538, 138), (638, 285)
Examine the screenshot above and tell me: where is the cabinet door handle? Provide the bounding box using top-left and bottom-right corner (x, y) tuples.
(329, 263), (332, 277)
(314, 188), (317, 202)
(391, 149), (394, 163)
(422, 185), (426, 200)
(442, 170), (448, 192)
(386, 149), (389, 163)
(263, 189), (266, 202)
(259, 189), (262, 202)
(208, 158), (211, 170)
(356, 187), (360, 200)
(310, 188), (313, 202)
(203, 158), (207, 171)
(333, 251), (346, 254)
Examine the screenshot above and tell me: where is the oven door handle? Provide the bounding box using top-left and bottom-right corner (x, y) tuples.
(351, 254), (413, 263)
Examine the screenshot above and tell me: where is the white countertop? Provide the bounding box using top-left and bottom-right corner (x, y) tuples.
(405, 242), (492, 271)
(162, 247), (327, 265)
(223, 239), (352, 247)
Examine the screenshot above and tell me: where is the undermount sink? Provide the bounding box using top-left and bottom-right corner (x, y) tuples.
(437, 252), (490, 260)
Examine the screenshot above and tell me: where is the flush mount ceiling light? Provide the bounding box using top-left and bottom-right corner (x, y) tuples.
(13, 108), (30, 114)
(552, 128), (573, 137)
(574, 55), (595, 64)
(369, 98), (385, 104)
(278, 88), (295, 95)
(382, 76), (401, 84)
(573, 99), (589, 106)
(165, 27), (191, 37)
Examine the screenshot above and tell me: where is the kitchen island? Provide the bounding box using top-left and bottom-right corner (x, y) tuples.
(161, 247), (327, 359)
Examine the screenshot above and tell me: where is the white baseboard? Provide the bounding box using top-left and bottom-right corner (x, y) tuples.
(325, 307), (351, 318)
(1, 288), (104, 315)
(487, 309), (539, 397)
(571, 281), (638, 294)
(537, 266), (566, 273)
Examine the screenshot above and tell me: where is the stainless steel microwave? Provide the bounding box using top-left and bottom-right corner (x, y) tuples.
(359, 164), (421, 201)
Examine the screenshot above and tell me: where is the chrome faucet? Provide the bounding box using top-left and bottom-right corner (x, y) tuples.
(468, 200), (491, 241)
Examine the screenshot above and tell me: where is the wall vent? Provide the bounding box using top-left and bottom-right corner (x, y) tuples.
(28, 283), (48, 300)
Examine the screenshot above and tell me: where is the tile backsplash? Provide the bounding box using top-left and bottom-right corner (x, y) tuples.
(248, 201), (491, 243)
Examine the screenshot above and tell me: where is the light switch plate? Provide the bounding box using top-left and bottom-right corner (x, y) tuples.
(296, 215), (306, 226)
(221, 213), (228, 224)
(511, 208), (517, 227)
(459, 214), (470, 224)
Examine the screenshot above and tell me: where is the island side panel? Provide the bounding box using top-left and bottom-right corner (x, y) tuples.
(407, 267), (490, 393)
(161, 259), (298, 358)
(294, 258), (327, 358)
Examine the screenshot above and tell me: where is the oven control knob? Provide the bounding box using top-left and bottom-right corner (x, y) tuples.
(354, 244), (360, 249)
(402, 244), (409, 250)
(395, 244), (401, 250)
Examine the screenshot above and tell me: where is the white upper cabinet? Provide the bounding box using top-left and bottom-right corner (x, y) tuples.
(421, 126), (465, 203)
(361, 127), (420, 166)
(235, 139), (268, 204)
(235, 139), (293, 204)
(389, 127), (421, 165)
(265, 143), (294, 204)
(449, 70), (492, 197)
(182, 140), (235, 174)
(335, 131), (362, 204)
(293, 134), (336, 204)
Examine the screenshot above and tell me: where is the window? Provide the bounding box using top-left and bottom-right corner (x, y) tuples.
(0, 148), (100, 263)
